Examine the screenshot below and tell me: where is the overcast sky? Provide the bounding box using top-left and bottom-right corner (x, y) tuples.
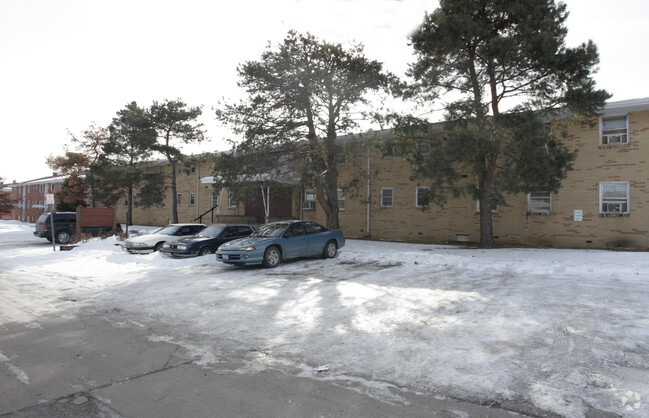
(1, 0), (647, 183)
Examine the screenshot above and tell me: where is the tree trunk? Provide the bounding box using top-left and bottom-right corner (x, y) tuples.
(170, 159), (178, 223)
(477, 174), (495, 248)
(127, 186), (133, 226)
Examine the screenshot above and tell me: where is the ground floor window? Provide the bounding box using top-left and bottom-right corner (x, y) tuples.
(416, 186), (430, 208)
(528, 191), (552, 213)
(600, 181), (629, 214)
(189, 192), (195, 205)
(337, 189), (345, 211)
(176, 193), (182, 205)
(381, 187), (393, 207)
(303, 190), (316, 211)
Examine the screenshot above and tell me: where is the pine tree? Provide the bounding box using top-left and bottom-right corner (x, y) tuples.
(216, 31), (392, 229)
(399, 0), (610, 247)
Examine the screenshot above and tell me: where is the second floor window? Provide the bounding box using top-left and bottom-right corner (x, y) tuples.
(600, 114), (629, 145)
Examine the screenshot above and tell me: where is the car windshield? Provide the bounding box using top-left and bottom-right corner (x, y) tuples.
(198, 224), (225, 238)
(251, 223), (288, 238)
(156, 225), (182, 235)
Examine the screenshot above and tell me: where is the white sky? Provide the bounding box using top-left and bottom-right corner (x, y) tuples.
(1, 0), (648, 183)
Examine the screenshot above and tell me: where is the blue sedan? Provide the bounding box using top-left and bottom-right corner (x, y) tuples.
(215, 220), (345, 267)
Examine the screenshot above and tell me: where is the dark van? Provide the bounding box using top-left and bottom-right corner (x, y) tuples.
(34, 212), (78, 244)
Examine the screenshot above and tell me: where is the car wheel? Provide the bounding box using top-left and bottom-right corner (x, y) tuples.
(55, 230), (71, 244)
(322, 240), (337, 258)
(262, 246), (281, 268)
(154, 242), (164, 252)
(199, 247), (213, 256)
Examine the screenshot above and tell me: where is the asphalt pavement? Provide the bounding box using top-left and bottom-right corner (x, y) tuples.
(0, 311), (535, 418)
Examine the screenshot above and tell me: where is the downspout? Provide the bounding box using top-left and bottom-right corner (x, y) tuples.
(366, 148), (371, 237)
(21, 185), (26, 222)
(196, 162), (200, 220)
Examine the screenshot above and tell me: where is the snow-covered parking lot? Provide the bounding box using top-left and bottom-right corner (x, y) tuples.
(1, 220), (648, 417)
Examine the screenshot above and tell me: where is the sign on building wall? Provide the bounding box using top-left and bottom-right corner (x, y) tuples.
(574, 210), (583, 222)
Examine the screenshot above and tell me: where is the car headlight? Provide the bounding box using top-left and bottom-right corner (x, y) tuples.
(242, 246), (256, 251)
(162, 243), (171, 249)
(177, 245), (187, 251)
(132, 242), (148, 247)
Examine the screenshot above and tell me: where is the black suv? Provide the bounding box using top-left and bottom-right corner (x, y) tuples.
(34, 212), (78, 244)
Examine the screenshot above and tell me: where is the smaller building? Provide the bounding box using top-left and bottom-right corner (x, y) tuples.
(6, 174), (66, 222)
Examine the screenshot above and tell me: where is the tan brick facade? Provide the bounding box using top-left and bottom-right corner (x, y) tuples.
(46, 98), (649, 249)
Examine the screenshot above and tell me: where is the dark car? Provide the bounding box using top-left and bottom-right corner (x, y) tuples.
(34, 212), (119, 244)
(160, 223), (255, 258)
(34, 212), (77, 244)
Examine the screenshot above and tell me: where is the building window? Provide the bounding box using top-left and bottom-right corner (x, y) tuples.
(337, 189), (345, 211)
(600, 181), (629, 214)
(189, 192), (195, 205)
(528, 191), (552, 214)
(176, 193), (182, 205)
(124, 195), (129, 206)
(228, 192), (237, 209)
(335, 153), (346, 165)
(476, 186), (499, 212)
(211, 193), (218, 208)
(190, 163), (196, 173)
(381, 187), (393, 207)
(303, 190), (316, 211)
(416, 186), (430, 208)
(600, 114), (629, 145)
(416, 142), (430, 154)
(159, 166), (164, 175)
(49, 183), (55, 191)
(39, 184), (43, 192)
(133, 194), (139, 207)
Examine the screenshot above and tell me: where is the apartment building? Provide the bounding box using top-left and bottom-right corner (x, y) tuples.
(5, 175), (65, 222)
(301, 97), (649, 249)
(7, 97), (648, 249)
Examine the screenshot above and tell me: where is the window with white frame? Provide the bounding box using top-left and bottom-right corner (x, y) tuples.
(528, 191), (552, 213)
(600, 114), (629, 145)
(303, 190), (316, 210)
(381, 187), (393, 207)
(176, 193), (182, 205)
(337, 189), (345, 211)
(189, 192), (195, 205)
(211, 193), (218, 208)
(39, 184), (43, 192)
(228, 192), (237, 209)
(190, 163), (196, 173)
(600, 181), (629, 214)
(476, 186), (499, 212)
(416, 186), (430, 208)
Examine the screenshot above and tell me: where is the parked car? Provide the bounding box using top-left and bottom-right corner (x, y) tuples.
(34, 212), (118, 244)
(121, 223), (206, 254)
(216, 220), (345, 267)
(160, 223), (255, 258)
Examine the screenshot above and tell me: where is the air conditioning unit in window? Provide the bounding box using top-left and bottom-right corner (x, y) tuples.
(604, 203), (623, 212)
(302, 201), (315, 210)
(603, 134), (624, 144)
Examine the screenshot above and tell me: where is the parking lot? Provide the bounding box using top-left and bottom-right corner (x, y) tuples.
(2, 221), (648, 416)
